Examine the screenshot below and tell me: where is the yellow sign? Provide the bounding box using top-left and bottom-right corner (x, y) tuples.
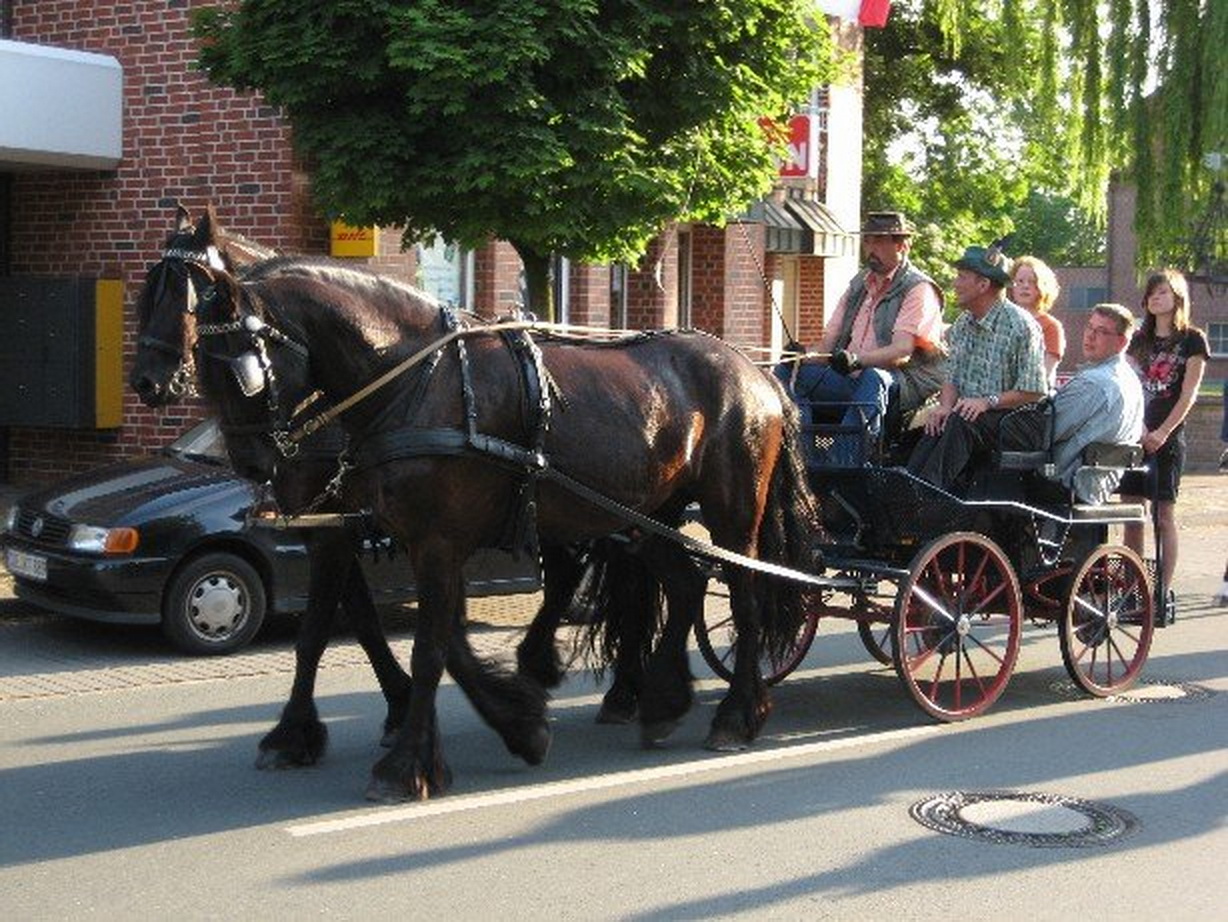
(330, 221), (379, 258)
(95, 279), (123, 428)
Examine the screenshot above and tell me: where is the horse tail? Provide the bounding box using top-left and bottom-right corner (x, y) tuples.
(577, 538), (662, 678)
(755, 392), (822, 663)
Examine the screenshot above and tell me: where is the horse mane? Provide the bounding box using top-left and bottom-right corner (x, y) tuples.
(220, 230), (279, 269)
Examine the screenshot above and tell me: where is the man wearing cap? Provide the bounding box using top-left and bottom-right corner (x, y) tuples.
(779, 211), (946, 462)
(906, 242), (1047, 491)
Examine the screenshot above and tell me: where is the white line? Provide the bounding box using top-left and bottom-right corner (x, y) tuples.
(285, 723), (940, 837)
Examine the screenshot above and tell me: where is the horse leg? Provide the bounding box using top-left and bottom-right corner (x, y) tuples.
(447, 625), (552, 766)
(593, 544), (656, 725)
(705, 566), (771, 752)
(256, 530), (346, 769)
(636, 541), (707, 746)
(368, 544), (550, 802)
(340, 553), (413, 747)
(368, 554), (456, 802)
(515, 544), (580, 688)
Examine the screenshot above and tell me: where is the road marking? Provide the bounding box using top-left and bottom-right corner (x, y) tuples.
(285, 723), (940, 837)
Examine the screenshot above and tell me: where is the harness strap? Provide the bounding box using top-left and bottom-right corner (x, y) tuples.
(536, 464), (828, 587)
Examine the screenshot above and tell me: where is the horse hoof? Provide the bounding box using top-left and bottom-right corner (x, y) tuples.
(521, 724), (552, 766)
(595, 700), (637, 725)
(703, 730), (751, 752)
(364, 777), (416, 804)
(255, 747), (319, 770)
(640, 720), (679, 748)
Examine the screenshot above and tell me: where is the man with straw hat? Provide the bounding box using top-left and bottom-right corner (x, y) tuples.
(778, 210), (945, 464)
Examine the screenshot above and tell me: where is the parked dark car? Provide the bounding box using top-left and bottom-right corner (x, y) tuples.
(1, 419), (540, 654)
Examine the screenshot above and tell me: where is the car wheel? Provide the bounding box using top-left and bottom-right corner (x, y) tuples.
(162, 551), (267, 655)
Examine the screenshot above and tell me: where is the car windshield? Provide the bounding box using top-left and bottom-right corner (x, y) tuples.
(166, 419), (229, 463)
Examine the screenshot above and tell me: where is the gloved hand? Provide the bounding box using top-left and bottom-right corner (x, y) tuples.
(785, 338), (805, 356)
(829, 349), (860, 376)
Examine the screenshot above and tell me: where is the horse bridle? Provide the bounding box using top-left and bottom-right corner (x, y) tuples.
(139, 244), (225, 398)
(193, 286), (311, 459)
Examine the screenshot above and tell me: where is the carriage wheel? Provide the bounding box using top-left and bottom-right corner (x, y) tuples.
(893, 532), (1022, 722)
(1059, 545), (1154, 697)
(694, 591), (819, 686)
(857, 619), (894, 666)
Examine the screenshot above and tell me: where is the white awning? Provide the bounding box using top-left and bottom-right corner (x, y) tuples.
(0, 39), (122, 171)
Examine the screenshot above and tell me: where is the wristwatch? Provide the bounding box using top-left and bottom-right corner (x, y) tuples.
(986, 394), (1001, 408)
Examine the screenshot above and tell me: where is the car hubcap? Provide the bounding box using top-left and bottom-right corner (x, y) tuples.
(189, 575), (246, 638)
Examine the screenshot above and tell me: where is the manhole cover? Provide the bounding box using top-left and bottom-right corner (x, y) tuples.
(1050, 676), (1215, 704)
(910, 791), (1139, 848)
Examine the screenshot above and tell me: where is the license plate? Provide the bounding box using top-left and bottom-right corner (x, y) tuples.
(5, 548), (48, 582)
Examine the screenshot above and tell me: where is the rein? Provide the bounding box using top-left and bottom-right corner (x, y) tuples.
(280, 318), (664, 450)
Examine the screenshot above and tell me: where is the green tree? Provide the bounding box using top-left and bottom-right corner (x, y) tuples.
(864, 0), (1227, 277)
(194, 1), (836, 318)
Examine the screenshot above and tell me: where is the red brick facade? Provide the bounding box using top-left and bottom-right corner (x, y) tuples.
(2, 2), (847, 485)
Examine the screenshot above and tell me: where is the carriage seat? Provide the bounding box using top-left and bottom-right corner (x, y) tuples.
(993, 438), (1146, 516)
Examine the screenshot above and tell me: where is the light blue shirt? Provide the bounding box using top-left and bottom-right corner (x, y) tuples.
(1051, 352), (1144, 503)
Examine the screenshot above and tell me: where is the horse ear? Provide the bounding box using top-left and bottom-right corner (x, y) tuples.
(199, 203), (222, 246)
(175, 202), (192, 232)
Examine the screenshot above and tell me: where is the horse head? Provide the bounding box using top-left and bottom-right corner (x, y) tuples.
(130, 203), (276, 407)
(190, 268), (315, 485)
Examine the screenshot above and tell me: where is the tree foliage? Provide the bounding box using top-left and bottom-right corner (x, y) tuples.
(193, 0), (836, 317)
(864, 0), (1227, 279)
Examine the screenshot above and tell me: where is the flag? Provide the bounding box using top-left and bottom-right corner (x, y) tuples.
(859, 0), (892, 27)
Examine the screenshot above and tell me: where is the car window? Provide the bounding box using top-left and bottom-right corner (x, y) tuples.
(167, 419), (229, 463)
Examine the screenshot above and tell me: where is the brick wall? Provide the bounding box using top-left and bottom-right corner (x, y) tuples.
(690, 225), (725, 332)
(567, 264), (612, 327)
(3, 3), (848, 485)
(1186, 398), (1227, 470)
(471, 240), (524, 319)
(5, 0), (325, 482)
(723, 223), (768, 347)
(797, 255), (827, 344)
(626, 233), (677, 329)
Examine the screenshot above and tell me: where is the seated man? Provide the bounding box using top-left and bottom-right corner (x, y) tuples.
(996, 302), (1144, 503)
(914, 302), (1143, 501)
(907, 241), (1047, 491)
(778, 211), (946, 463)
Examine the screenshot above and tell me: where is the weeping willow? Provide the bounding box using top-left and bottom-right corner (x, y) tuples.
(930, 0), (1227, 271)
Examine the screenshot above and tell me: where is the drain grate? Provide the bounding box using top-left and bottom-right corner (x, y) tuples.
(1050, 675), (1216, 704)
(910, 790), (1139, 848)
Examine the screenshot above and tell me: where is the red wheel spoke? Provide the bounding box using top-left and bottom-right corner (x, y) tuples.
(959, 645), (991, 699)
(1060, 546), (1153, 697)
(963, 631), (1010, 668)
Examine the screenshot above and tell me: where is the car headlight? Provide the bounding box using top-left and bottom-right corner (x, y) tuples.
(3, 505), (15, 534)
(68, 524), (140, 555)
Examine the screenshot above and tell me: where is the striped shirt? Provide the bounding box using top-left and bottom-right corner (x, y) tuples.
(948, 299), (1046, 398)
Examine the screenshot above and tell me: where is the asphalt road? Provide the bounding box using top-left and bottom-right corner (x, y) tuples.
(0, 475), (1225, 919)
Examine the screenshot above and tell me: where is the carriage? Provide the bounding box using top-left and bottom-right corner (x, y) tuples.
(130, 205), (1164, 801)
(694, 398), (1163, 722)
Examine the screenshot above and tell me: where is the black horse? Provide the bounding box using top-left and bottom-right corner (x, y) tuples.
(130, 206), (415, 765)
(170, 253), (816, 801)
(130, 208), (669, 772)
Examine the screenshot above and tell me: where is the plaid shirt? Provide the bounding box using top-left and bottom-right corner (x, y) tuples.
(948, 298), (1046, 398)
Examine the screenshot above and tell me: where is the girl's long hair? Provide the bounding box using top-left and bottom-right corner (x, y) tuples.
(1130, 268), (1196, 362)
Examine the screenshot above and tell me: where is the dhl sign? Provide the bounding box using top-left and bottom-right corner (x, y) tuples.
(330, 221), (379, 257)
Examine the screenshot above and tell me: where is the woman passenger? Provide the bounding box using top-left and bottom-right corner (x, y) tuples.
(1118, 268), (1209, 615)
(1010, 256), (1066, 387)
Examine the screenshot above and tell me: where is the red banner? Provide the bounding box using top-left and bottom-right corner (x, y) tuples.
(859, 0), (892, 28)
